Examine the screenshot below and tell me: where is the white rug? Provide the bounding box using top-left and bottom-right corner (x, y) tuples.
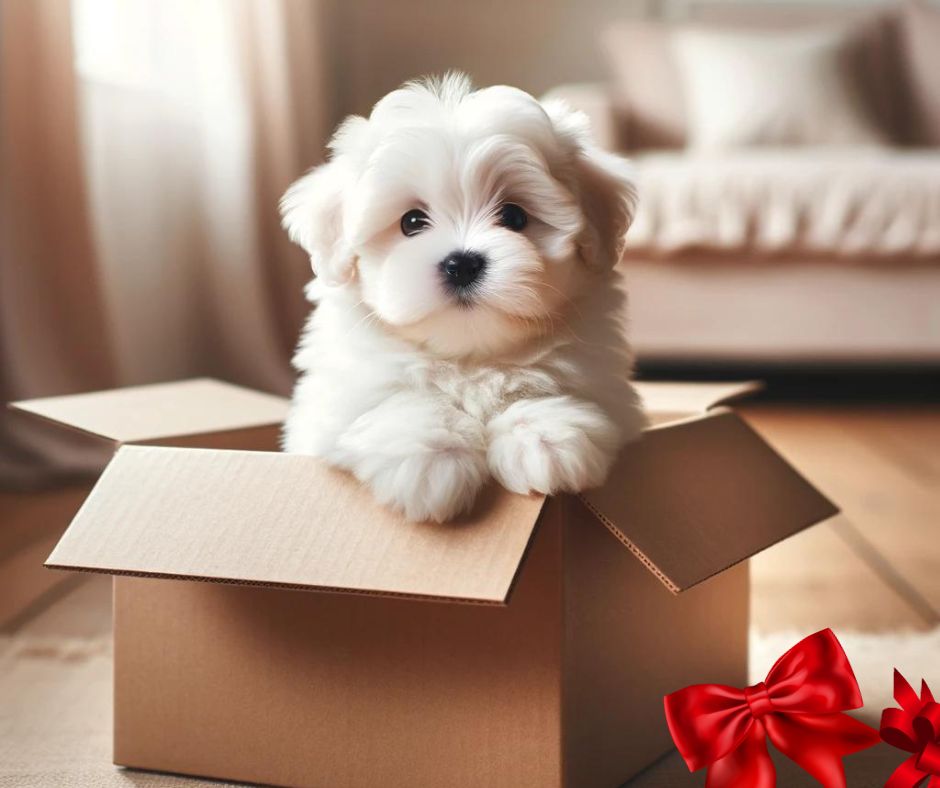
(751, 628), (940, 723)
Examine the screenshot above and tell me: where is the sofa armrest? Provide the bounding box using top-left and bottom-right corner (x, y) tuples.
(541, 82), (623, 152)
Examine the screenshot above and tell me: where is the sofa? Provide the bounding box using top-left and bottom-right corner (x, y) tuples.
(547, 2), (940, 368)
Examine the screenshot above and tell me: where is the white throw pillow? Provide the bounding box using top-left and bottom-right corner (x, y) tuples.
(671, 27), (886, 149)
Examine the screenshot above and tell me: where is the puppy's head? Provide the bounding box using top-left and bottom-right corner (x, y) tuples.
(281, 73), (636, 358)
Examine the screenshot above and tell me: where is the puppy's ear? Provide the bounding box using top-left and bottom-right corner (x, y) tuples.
(280, 160), (356, 285)
(543, 99), (637, 270)
(571, 147), (637, 270)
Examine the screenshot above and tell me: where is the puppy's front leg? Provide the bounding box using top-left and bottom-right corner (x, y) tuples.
(486, 396), (621, 496)
(333, 391), (487, 522)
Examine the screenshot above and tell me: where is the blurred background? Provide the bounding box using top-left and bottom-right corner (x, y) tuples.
(4, 0), (939, 476)
(1, 0), (939, 781)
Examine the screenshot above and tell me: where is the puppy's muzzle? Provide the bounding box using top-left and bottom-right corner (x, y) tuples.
(439, 250), (486, 293)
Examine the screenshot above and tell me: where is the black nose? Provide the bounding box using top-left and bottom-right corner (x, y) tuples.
(439, 250), (486, 289)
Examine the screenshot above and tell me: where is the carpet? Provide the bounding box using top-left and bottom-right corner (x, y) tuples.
(751, 627), (940, 722)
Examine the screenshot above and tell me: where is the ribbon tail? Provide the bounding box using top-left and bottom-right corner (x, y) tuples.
(922, 680), (936, 706)
(706, 719), (777, 788)
(766, 712), (880, 788)
(896, 671), (924, 714)
(885, 754), (932, 788)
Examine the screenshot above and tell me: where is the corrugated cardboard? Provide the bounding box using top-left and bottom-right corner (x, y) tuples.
(47, 445), (545, 604)
(582, 409), (837, 592)
(562, 495), (749, 785)
(113, 504), (565, 787)
(4, 379), (287, 627)
(17, 378), (837, 787)
(11, 377), (288, 448)
(110, 502), (748, 788)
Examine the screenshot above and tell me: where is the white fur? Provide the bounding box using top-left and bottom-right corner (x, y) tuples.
(281, 73), (646, 522)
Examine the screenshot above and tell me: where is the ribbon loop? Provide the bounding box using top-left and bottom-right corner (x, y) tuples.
(665, 629), (879, 788)
(883, 707), (922, 752)
(915, 702), (940, 744)
(881, 672), (940, 788)
(917, 741), (940, 777)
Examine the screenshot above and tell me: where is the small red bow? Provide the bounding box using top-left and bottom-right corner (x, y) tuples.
(664, 629), (879, 787)
(881, 671), (940, 787)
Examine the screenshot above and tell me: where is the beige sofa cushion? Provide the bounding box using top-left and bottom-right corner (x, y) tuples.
(898, 1), (940, 145)
(602, 7), (901, 150)
(601, 20), (686, 150)
(672, 26), (885, 149)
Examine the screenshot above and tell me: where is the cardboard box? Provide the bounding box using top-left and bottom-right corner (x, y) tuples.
(13, 379), (837, 788)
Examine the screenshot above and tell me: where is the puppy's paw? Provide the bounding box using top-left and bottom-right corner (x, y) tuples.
(370, 444), (487, 522)
(487, 397), (621, 495)
(334, 395), (487, 522)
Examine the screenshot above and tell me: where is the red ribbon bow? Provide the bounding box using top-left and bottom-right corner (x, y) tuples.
(664, 629), (879, 787)
(881, 671), (940, 787)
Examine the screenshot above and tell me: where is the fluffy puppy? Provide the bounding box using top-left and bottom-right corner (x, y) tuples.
(281, 73), (645, 522)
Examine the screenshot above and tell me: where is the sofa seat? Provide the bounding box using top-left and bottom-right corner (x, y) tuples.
(625, 148), (940, 262)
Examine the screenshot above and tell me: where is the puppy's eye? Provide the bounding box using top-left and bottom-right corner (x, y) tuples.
(497, 203), (527, 232)
(401, 209), (431, 237)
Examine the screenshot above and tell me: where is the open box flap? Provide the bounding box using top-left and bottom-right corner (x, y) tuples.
(10, 378), (289, 444)
(635, 381), (763, 426)
(40, 379), (830, 602)
(45, 445), (546, 605)
(580, 409), (838, 593)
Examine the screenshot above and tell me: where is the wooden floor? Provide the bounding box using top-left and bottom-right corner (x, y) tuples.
(739, 401), (940, 633)
(2, 399), (939, 635)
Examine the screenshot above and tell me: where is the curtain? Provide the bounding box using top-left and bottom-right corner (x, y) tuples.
(0, 0), (332, 487)
(0, 0), (117, 486)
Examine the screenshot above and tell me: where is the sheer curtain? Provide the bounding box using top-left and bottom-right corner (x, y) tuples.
(1, 0), (332, 485)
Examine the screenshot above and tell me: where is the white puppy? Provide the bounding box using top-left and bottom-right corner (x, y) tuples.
(281, 74), (645, 522)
